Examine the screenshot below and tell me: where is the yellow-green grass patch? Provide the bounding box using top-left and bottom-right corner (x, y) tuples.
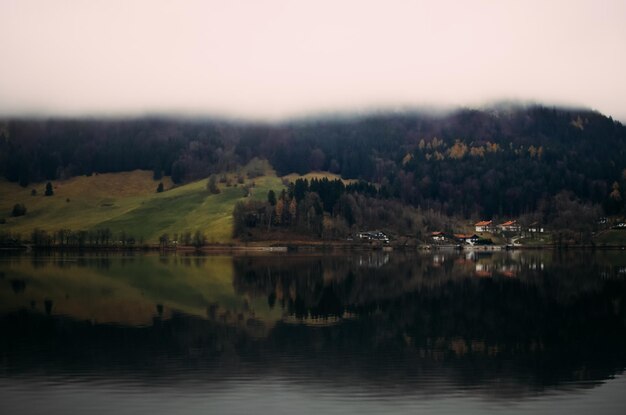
(1, 170), (285, 243)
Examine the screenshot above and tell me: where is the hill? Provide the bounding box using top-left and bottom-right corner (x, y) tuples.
(2, 105), (625, 220)
(0, 170), (284, 243)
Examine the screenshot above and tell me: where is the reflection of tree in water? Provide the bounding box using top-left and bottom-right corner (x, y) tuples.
(233, 253), (439, 318)
(1, 252), (625, 396)
(232, 252), (626, 388)
(10, 279), (26, 293)
(2, 274), (625, 397)
(234, 252), (624, 318)
(28, 253), (113, 270)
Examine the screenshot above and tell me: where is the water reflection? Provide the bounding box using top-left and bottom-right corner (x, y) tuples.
(0, 251), (625, 412)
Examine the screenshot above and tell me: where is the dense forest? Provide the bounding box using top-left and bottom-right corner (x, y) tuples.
(2, 105), (625, 220)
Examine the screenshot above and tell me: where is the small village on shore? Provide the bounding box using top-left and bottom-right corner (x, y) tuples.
(426, 219), (540, 250)
(356, 217), (626, 251)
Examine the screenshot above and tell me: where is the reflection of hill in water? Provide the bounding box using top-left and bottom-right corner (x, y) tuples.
(1, 251), (625, 398)
(0, 253), (280, 328)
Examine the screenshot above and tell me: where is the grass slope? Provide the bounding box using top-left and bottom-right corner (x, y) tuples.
(0, 169), (284, 243)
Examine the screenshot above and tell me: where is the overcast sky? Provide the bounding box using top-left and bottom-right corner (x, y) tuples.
(0, 0), (624, 121)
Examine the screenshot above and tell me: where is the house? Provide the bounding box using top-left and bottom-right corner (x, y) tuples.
(454, 233), (480, 245)
(527, 222), (544, 233)
(474, 220), (494, 233)
(431, 231), (447, 242)
(358, 230), (390, 243)
(498, 220), (521, 232)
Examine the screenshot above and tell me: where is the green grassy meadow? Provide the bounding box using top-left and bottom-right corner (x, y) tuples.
(0, 168), (285, 243)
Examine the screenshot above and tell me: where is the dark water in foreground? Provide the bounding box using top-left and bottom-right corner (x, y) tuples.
(1, 250), (626, 414)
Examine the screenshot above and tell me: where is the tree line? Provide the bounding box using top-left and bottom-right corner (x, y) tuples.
(2, 105), (625, 218)
(233, 177), (448, 240)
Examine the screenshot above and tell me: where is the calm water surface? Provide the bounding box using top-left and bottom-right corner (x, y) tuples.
(1, 250), (625, 414)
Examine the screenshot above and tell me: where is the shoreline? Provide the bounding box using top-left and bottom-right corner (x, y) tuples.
(3, 241), (626, 253)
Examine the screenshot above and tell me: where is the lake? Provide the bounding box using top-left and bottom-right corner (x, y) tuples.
(1, 250), (625, 414)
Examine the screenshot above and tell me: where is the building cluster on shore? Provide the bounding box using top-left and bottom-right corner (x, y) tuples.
(430, 220), (545, 247)
(354, 219), (545, 249)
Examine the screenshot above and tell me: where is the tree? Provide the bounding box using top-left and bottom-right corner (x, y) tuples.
(159, 233), (169, 249)
(337, 194), (358, 226)
(288, 198), (297, 223)
(171, 161), (185, 184)
(11, 203), (26, 217)
(242, 184), (252, 197)
(267, 190), (277, 206)
(31, 228), (50, 247)
(156, 182), (164, 193)
(233, 201), (247, 237)
(246, 157), (265, 178)
(45, 182), (54, 196)
(193, 230), (206, 247)
(274, 198), (285, 224)
(606, 181), (623, 215)
(293, 179), (308, 202)
(207, 175), (220, 194)
(544, 191), (600, 245)
(182, 231), (192, 246)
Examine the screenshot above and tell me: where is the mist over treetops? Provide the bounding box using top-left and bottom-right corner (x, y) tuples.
(1, 104), (625, 218)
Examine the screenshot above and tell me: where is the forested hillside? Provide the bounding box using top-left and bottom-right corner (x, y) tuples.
(2, 105), (625, 218)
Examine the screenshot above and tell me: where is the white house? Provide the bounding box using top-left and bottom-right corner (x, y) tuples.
(498, 220), (521, 232)
(358, 231), (390, 243)
(431, 231), (447, 242)
(454, 234), (480, 245)
(527, 222), (544, 233)
(475, 220), (494, 233)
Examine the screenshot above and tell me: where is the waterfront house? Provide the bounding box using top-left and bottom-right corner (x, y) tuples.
(358, 230), (390, 243)
(475, 220), (494, 233)
(431, 231), (447, 242)
(498, 220), (521, 232)
(454, 233), (480, 245)
(527, 222), (544, 233)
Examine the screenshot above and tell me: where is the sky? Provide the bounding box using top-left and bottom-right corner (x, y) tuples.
(0, 0), (625, 121)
